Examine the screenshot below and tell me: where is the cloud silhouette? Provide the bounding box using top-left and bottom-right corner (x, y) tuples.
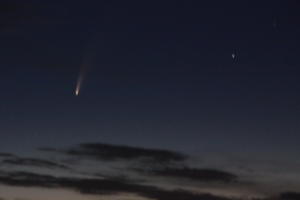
(140, 167), (237, 183)
(40, 143), (187, 163)
(0, 171), (58, 187)
(1, 143), (299, 199)
(0, 153), (15, 158)
(0, 170), (233, 200)
(2, 157), (70, 170)
(39, 143), (238, 184)
(278, 192), (300, 200)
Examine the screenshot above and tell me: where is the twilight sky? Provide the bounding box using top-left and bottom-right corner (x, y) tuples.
(0, 1), (300, 200)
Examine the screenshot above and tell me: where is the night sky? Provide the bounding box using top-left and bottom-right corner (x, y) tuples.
(0, 1), (300, 200)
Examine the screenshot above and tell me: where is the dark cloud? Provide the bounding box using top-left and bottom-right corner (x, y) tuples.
(1, 143), (296, 200)
(40, 143), (187, 163)
(0, 171), (58, 187)
(0, 152), (15, 157)
(278, 192), (300, 200)
(143, 167), (237, 183)
(0, 170), (232, 200)
(39, 143), (238, 184)
(2, 157), (70, 170)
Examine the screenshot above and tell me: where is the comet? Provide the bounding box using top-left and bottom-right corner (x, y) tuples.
(75, 86), (80, 96)
(75, 70), (84, 96)
(74, 54), (92, 96)
(74, 40), (95, 96)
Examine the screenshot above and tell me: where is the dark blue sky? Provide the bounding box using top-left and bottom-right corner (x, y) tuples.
(0, 0), (299, 159)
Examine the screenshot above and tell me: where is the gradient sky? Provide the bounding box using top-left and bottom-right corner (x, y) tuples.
(0, 1), (300, 200)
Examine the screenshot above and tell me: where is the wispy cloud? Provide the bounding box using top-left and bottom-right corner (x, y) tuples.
(40, 143), (187, 163)
(278, 192), (300, 200)
(0, 153), (15, 158)
(139, 167), (237, 183)
(2, 157), (70, 170)
(0, 170), (232, 200)
(0, 142), (299, 200)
